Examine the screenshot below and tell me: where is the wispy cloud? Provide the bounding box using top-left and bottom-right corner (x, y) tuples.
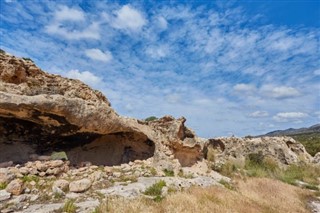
(85, 49), (112, 62)
(273, 112), (308, 122)
(1, 1), (319, 137)
(248, 111), (269, 118)
(54, 5), (85, 22)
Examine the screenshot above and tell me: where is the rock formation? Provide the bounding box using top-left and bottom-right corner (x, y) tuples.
(0, 51), (202, 168)
(203, 136), (313, 168)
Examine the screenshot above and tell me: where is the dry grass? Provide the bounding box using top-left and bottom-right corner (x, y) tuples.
(95, 178), (311, 213)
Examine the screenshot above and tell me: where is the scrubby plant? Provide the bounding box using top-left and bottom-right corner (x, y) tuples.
(163, 169), (174, 177)
(61, 199), (77, 213)
(150, 167), (157, 176)
(145, 116), (158, 122)
(0, 182), (7, 190)
(22, 57), (33, 62)
(21, 175), (39, 183)
(144, 180), (166, 196)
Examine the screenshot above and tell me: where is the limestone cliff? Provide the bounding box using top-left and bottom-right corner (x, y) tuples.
(0, 51), (202, 167)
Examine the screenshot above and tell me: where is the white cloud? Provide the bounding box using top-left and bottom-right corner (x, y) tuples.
(65, 70), (102, 87)
(85, 48), (112, 62)
(314, 69), (320, 76)
(112, 5), (146, 31)
(157, 16), (168, 30)
(248, 111), (269, 118)
(261, 85), (300, 99)
(233, 83), (256, 93)
(273, 112), (308, 122)
(46, 22), (100, 40)
(146, 45), (168, 59)
(55, 5), (85, 22)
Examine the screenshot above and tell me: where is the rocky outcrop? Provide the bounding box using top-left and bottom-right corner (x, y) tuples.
(313, 152), (320, 165)
(203, 136), (313, 167)
(0, 51), (203, 168)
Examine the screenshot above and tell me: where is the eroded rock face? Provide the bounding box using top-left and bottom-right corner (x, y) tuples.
(204, 136), (313, 167)
(0, 51), (203, 167)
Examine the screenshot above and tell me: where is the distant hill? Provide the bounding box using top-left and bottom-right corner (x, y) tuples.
(259, 124), (320, 156)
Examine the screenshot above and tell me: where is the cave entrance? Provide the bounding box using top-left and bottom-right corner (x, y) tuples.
(0, 117), (155, 166)
(67, 132), (155, 166)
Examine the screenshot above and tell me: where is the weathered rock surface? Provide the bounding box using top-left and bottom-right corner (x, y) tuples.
(69, 178), (92, 193)
(204, 136), (313, 167)
(6, 179), (24, 195)
(0, 51), (204, 168)
(313, 152), (320, 165)
(0, 190), (11, 201)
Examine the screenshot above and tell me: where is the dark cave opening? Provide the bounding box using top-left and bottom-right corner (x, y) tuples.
(0, 117), (155, 166)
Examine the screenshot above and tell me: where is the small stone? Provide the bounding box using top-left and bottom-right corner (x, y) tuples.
(53, 179), (69, 192)
(89, 171), (104, 182)
(30, 194), (39, 202)
(0, 190), (11, 201)
(113, 172), (121, 178)
(6, 179), (24, 195)
(24, 187), (31, 193)
(104, 166), (112, 173)
(39, 172), (46, 177)
(69, 178), (92, 193)
(35, 161), (48, 172)
(49, 160), (64, 168)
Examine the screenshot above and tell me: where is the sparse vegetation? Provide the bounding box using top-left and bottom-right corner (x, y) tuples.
(22, 57), (33, 62)
(145, 116), (158, 122)
(59, 199), (77, 213)
(0, 49), (5, 54)
(0, 182), (7, 190)
(291, 132), (320, 156)
(150, 167), (157, 176)
(21, 175), (39, 183)
(144, 180), (166, 197)
(163, 169), (174, 177)
(96, 178), (312, 213)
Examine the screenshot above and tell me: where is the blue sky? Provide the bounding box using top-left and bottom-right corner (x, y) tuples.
(0, 0), (319, 137)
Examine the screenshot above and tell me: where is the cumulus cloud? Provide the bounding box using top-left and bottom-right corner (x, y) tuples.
(248, 111), (269, 118)
(261, 85), (300, 99)
(273, 112), (308, 122)
(45, 5), (99, 40)
(65, 70), (102, 87)
(112, 5), (146, 31)
(54, 5), (85, 22)
(85, 48), (112, 62)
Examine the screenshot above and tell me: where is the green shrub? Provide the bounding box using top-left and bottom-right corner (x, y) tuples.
(0, 182), (7, 190)
(144, 180), (166, 196)
(21, 175), (39, 183)
(163, 169), (174, 177)
(150, 167), (157, 176)
(145, 116), (158, 122)
(22, 57), (33, 62)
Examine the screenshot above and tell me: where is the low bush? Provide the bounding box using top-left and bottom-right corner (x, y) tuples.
(144, 180), (166, 196)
